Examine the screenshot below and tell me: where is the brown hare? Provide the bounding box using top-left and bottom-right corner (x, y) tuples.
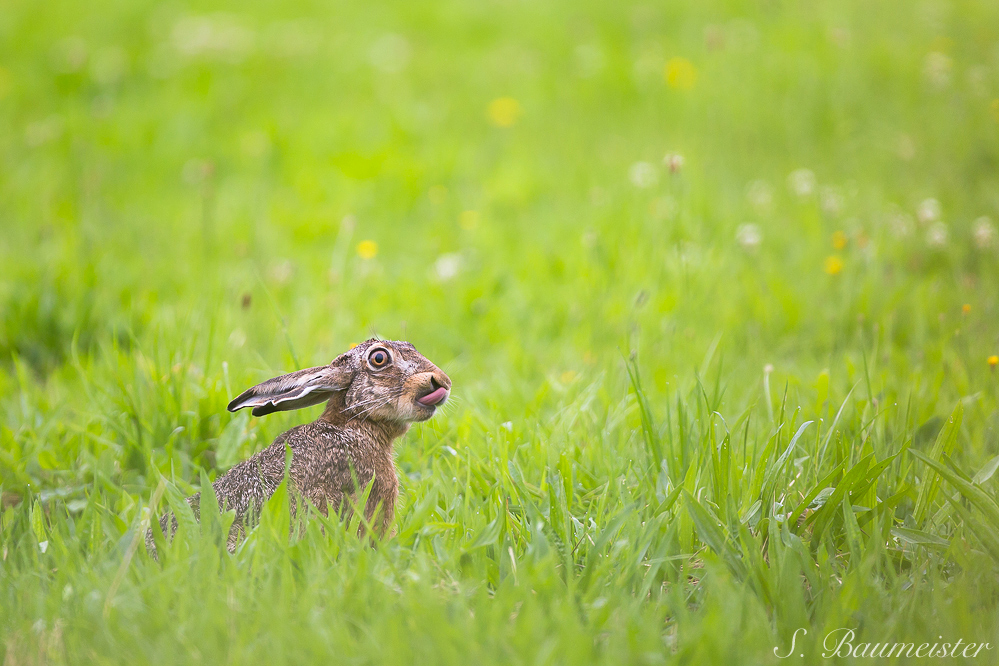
(148, 339), (450, 553)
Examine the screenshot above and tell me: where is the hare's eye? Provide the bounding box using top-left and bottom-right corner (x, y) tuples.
(368, 348), (391, 369)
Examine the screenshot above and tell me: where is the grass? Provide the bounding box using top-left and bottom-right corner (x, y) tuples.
(2, 0), (999, 662)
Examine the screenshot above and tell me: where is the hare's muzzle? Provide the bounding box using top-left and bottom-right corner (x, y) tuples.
(418, 387), (448, 406)
(416, 372), (450, 406)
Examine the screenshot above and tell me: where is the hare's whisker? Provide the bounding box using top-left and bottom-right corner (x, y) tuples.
(348, 396), (396, 422)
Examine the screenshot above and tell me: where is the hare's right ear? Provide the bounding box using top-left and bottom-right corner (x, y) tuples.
(227, 362), (353, 417)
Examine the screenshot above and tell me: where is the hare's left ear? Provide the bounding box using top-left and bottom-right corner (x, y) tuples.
(227, 359), (354, 417)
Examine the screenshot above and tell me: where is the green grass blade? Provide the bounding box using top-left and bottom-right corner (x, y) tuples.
(909, 448), (999, 528)
(913, 403), (964, 523)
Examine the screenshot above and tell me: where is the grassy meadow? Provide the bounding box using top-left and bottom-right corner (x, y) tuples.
(3, 0), (999, 662)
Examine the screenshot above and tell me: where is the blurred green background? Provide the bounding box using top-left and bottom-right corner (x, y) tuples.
(2, 0), (999, 663)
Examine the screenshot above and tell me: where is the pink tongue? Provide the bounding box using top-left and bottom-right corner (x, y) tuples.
(418, 387), (448, 406)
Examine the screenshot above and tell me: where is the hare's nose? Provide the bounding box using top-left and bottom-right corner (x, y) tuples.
(418, 371), (451, 406)
(430, 371), (451, 391)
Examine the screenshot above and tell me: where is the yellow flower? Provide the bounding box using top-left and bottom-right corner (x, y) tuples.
(832, 230), (848, 250)
(357, 240), (378, 259)
(989, 355), (999, 369)
(962, 304), (971, 315)
(459, 210), (480, 229)
(664, 58), (698, 90)
(488, 97), (522, 127)
(824, 255), (844, 275)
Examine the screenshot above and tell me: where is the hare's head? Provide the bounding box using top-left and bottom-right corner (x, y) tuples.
(227, 339), (451, 424)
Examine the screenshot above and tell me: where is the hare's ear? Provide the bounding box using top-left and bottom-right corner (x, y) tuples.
(227, 363), (353, 417)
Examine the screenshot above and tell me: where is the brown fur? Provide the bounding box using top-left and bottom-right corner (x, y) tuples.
(147, 339), (450, 553)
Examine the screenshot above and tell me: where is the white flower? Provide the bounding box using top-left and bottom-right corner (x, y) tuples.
(917, 198), (941, 224)
(820, 186), (843, 217)
(787, 168), (815, 198)
(181, 158), (214, 184)
(264, 20), (321, 59)
(24, 116), (63, 146)
(91, 46), (127, 86)
(745, 180), (772, 213)
(228, 329), (247, 348)
(269, 260), (294, 284)
(50, 37), (88, 73)
(172, 15), (254, 63)
(589, 186), (609, 207)
(368, 34), (410, 73)
(886, 208), (914, 237)
(629, 161), (658, 188)
(240, 130), (270, 158)
(663, 152), (684, 173)
(727, 19), (760, 52)
(972, 217), (996, 249)
(967, 66), (989, 97)
(829, 27), (851, 48)
(736, 223), (762, 249)
(433, 253), (461, 281)
(631, 50), (662, 84)
(926, 222), (948, 248)
(897, 134), (916, 160)
(676, 241), (703, 267)
(924, 51), (951, 89)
